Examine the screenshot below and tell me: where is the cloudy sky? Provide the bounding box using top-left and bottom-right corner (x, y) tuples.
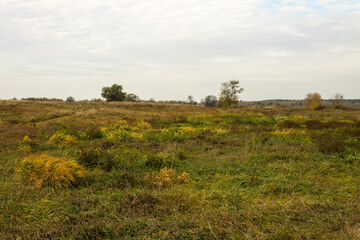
(0, 0), (359, 101)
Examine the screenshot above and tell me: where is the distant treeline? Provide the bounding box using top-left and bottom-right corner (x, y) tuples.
(239, 99), (360, 107)
(21, 97), (64, 102)
(19, 98), (198, 105)
(14, 97), (360, 107)
(156, 100), (197, 105)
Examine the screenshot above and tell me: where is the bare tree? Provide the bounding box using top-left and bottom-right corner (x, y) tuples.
(187, 95), (195, 104)
(331, 93), (344, 108)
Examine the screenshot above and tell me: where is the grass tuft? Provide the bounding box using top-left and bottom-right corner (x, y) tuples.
(48, 131), (78, 145)
(15, 153), (87, 189)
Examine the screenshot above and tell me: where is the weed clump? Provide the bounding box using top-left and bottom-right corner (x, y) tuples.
(176, 126), (197, 136)
(144, 153), (171, 169)
(76, 146), (120, 171)
(84, 126), (103, 139)
(15, 154), (87, 189)
(212, 128), (230, 134)
(76, 145), (140, 171)
(18, 135), (37, 153)
(145, 168), (190, 188)
(48, 131), (78, 145)
(176, 149), (187, 160)
(312, 132), (346, 154)
(135, 120), (152, 130)
(76, 146), (105, 169)
(334, 152), (360, 165)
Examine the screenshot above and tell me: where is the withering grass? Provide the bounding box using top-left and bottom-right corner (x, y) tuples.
(1, 100), (360, 239)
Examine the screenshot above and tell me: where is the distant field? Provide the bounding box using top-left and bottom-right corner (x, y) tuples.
(1, 100), (360, 239)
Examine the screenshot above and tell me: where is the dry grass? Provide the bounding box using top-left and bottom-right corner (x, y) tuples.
(1, 100), (360, 239)
(15, 153), (87, 189)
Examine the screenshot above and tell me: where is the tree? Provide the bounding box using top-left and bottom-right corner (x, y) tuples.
(187, 95), (195, 104)
(204, 95), (217, 107)
(125, 93), (140, 102)
(218, 80), (244, 107)
(101, 84), (126, 102)
(66, 96), (75, 102)
(331, 93), (344, 109)
(305, 92), (322, 110)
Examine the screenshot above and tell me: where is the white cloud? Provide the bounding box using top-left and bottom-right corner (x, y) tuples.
(0, 0), (359, 100)
(263, 51), (291, 57)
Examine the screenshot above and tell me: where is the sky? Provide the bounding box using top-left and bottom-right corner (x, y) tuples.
(0, 0), (359, 101)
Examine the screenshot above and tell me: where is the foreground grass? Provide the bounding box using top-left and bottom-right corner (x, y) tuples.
(1, 100), (360, 239)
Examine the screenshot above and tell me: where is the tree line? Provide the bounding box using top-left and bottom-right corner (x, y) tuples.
(101, 80), (245, 108)
(13, 80), (358, 109)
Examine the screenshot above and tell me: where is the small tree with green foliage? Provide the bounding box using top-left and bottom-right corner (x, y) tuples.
(66, 96), (75, 102)
(125, 93), (140, 102)
(218, 80), (244, 107)
(101, 84), (126, 102)
(203, 95), (217, 107)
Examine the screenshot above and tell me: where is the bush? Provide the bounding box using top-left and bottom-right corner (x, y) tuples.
(15, 154), (87, 189)
(305, 92), (322, 110)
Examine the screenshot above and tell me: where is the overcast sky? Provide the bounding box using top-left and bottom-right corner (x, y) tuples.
(0, 0), (359, 101)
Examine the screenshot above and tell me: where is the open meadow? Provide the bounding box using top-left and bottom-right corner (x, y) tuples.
(1, 100), (360, 239)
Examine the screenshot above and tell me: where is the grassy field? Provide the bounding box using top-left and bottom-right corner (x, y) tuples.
(1, 100), (360, 239)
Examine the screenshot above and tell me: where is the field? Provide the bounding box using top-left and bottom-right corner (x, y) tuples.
(1, 100), (360, 239)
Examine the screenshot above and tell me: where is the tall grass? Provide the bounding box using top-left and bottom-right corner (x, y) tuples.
(15, 153), (87, 189)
